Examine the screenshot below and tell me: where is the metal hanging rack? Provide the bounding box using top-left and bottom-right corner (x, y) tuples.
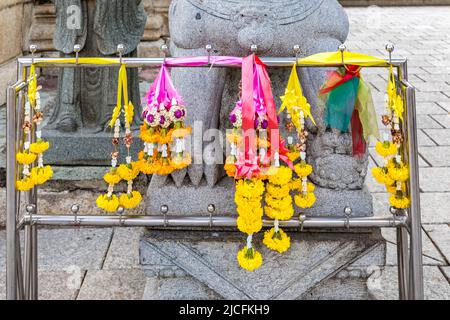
(5, 43), (423, 300)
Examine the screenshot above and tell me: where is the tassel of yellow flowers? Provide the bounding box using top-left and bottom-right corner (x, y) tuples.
(279, 65), (316, 210)
(235, 179), (264, 271)
(16, 65), (53, 191)
(263, 166), (293, 253)
(293, 110), (316, 209)
(372, 66), (410, 209)
(97, 64), (142, 212)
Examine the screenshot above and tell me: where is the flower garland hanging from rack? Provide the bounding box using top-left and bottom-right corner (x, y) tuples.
(97, 64), (142, 212)
(227, 54), (293, 271)
(140, 63), (192, 175)
(16, 64), (53, 191)
(262, 64), (317, 254)
(372, 65), (410, 209)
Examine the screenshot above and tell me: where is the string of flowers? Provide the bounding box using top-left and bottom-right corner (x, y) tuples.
(140, 64), (191, 176)
(16, 64), (53, 191)
(236, 179), (264, 271)
(228, 55), (294, 271)
(97, 64), (142, 212)
(372, 66), (410, 209)
(263, 166), (293, 253)
(280, 65), (316, 210)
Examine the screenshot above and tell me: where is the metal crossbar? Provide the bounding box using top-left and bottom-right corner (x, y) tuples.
(5, 53), (423, 300)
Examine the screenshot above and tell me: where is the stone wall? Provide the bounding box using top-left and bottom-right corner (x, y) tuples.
(0, 0), (33, 106)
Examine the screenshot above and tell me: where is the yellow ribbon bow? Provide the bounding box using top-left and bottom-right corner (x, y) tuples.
(387, 65), (404, 121)
(28, 64), (37, 108)
(109, 64), (134, 128)
(279, 64), (316, 128)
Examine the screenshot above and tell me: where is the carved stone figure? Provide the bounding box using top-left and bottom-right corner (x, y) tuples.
(43, 0), (147, 165)
(147, 0), (373, 217)
(47, 0), (146, 132)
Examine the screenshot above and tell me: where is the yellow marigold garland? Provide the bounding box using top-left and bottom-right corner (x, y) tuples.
(279, 68), (317, 212)
(263, 166), (294, 253)
(15, 65), (53, 191)
(235, 179), (264, 271)
(371, 65), (410, 209)
(98, 63), (142, 212)
(236, 247), (263, 272)
(263, 227), (291, 253)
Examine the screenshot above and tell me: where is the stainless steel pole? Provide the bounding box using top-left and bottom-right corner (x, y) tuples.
(395, 62), (411, 300)
(6, 84), (18, 300)
(16, 57), (407, 69)
(15, 231), (24, 300)
(31, 225), (38, 300)
(23, 223), (32, 299)
(396, 227), (410, 299)
(406, 86), (424, 299)
(22, 214), (407, 228)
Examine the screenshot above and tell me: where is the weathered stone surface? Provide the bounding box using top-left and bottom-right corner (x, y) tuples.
(103, 227), (145, 270)
(431, 115), (450, 128)
(420, 146), (450, 167)
(140, 230), (384, 300)
(137, 39), (165, 58)
(0, 186), (146, 227)
(419, 193), (450, 224)
(77, 269), (147, 300)
(0, 271), (81, 300)
(368, 266), (450, 300)
(423, 224), (450, 264)
(43, 130), (144, 166)
(419, 168), (450, 192)
(382, 228), (446, 266)
(0, 228), (113, 271)
(147, 176), (236, 216)
(424, 129), (450, 145)
(26, 3), (56, 52)
(0, 2), (26, 64)
(0, 59), (17, 106)
(142, 276), (221, 300)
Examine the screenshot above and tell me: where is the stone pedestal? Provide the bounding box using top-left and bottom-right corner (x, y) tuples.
(140, 229), (386, 300)
(42, 129), (143, 166)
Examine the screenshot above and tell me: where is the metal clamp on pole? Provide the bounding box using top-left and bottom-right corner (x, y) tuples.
(117, 44), (125, 64)
(250, 44), (258, 55)
(161, 205), (169, 227)
(74, 44), (81, 65)
(29, 45), (37, 64)
(207, 204), (215, 228)
(71, 204), (80, 226)
(25, 204), (36, 225)
(161, 44), (169, 63)
(293, 45), (301, 65)
(385, 42), (395, 65)
(343, 206), (352, 229)
(206, 44), (213, 65)
(339, 44), (346, 65)
(117, 206), (125, 226)
(298, 214), (306, 232)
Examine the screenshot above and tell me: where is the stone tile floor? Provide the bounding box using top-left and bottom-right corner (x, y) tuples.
(0, 6), (449, 299)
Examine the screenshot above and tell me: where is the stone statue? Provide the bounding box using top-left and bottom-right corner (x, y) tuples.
(43, 0), (147, 165)
(46, 0), (146, 133)
(147, 0), (373, 217)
